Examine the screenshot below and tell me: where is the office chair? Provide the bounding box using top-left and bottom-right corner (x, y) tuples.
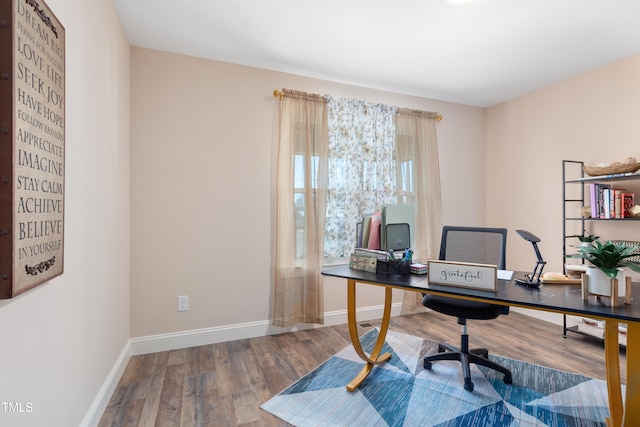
(423, 226), (513, 392)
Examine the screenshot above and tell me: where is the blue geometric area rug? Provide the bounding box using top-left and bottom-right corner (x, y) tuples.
(261, 328), (612, 426)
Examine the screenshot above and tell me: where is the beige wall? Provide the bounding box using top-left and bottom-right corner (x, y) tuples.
(487, 54), (640, 278)
(3, 8), (634, 422)
(130, 47), (487, 338)
(0, 0), (130, 426)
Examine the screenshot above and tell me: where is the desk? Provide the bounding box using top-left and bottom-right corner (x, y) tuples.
(322, 265), (640, 427)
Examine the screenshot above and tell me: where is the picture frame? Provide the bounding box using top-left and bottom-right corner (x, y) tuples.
(427, 260), (497, 292)
(0, 0), (65, 298)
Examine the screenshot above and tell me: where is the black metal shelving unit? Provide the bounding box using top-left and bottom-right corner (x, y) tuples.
(561, 160), (640, 343)
(562, 160), (585, 338)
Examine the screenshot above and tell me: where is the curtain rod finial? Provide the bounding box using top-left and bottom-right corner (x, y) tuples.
(437, 114), (443, 121)
(274, 89), (283, 98)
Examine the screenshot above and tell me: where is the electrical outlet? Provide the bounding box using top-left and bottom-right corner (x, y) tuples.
(177, 295), (189, 312)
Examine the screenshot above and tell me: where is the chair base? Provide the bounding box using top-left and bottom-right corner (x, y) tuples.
(424, 340), (513, 392)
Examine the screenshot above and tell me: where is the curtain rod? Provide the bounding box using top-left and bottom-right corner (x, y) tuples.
(273, 89), (443, 121)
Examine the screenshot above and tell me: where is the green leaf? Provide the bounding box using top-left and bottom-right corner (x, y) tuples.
(600, 267), (620, 280)
(563, 239), (640, 273)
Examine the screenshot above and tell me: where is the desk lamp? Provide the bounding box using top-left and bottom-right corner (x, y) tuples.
(515, 229), (546, 287)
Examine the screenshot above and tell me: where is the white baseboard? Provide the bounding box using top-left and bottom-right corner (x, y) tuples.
(80, 340), (131, 427)
(80, 303), (563, 426)
(80, 302), (403, 426)
(130, 302), (405, 355)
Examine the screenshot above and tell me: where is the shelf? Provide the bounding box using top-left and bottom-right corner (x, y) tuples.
(566, 172), (640, 184)
(565, 325), (627, 347)
(565, 217), (640, 221)
(561, 159), (640, 342)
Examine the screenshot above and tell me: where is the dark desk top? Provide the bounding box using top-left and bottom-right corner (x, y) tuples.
(322, 264), (640, 323)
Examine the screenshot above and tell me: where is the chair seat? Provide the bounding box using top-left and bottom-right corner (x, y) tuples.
(423, 294), (508, 320)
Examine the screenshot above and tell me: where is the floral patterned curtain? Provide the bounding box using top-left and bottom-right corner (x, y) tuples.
(324, 97), (398, 257)
(273, 91), (442, 326)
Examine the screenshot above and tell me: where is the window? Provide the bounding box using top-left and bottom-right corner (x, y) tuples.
(285, 96), (440, 263)
(293, 153), (320, 259)
(324, 97), (397, 258)
(396, 133), (416, 206)
(274, 90), (442, 325)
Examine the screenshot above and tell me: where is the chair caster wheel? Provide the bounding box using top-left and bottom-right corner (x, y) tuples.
(424, 360), (433, 370)
(504, 373), (513, 384)
(464, 380), (474, 392)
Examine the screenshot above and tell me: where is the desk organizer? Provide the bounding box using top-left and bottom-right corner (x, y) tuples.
(377, 260), (411, 276)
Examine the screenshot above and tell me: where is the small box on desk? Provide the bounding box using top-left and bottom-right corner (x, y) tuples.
(410, 263), (428, 275)
(349, 254), (377, 273)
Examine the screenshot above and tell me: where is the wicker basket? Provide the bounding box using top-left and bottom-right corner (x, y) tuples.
(583, 161), (640, 177)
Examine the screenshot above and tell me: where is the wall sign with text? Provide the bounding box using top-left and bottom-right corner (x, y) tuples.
(0, 0), (65, 298)
(427, 260), (497, 292)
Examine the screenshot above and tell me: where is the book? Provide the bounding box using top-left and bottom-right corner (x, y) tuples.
(589, 183), (598, 218)
(614, 189), (623, 219)
(596, 184), (612, 218)
(610, 188), (615, 218)
(355, 219), (364, 248)
(360, 214), (372, 248)
(622, 193), (635, 218)
(602, 188), (611, 219)
(367, 212), (382, 250)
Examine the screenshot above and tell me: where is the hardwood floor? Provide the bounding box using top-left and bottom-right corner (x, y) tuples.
(98, 311), (625, 426)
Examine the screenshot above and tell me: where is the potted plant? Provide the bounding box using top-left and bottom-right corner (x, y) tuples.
(567, 240), (640, 297)
(570, 232), (600, 246)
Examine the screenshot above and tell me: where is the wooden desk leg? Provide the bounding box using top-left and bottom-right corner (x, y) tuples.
(346, 279), (393, 392)
(604, 320), (622, 427)
(623, 322), (640, 426)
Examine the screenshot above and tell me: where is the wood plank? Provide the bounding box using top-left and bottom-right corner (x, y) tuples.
(98, 311), (626, 426)
(154, 363), (186, 426)
(212, 342), (234, 398)
(137, 375), (164, 427)
(180, 373), (207, 427)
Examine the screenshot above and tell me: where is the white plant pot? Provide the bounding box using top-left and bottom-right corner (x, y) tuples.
(587, 267), (626, 297)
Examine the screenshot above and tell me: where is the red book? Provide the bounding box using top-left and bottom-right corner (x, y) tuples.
(622, 193), (635, 218)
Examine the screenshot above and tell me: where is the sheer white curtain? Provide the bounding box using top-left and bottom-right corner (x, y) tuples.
(273, 90), (328, 327)
(324, 97), (398, 257)
(396, 109), (443, 310)
(273, 92), (442, 324)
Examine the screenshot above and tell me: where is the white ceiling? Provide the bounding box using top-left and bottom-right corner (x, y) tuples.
(112, 0), (640, 107)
